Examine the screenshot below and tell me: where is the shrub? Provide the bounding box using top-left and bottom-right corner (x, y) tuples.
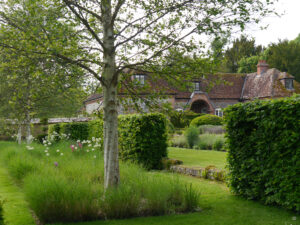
(225, 95), (300, 212)
(184, 126), (199, 148)
(161, 158), (183, 170)
(36, 134), (47, 144)
(118, 113), (168, 170)
(60, 122), (89, 141)
(212, 139), (225, 151)
(88, 119), (103, 140)
(198, 125), (225, 134)
(48, 124), (61, 142)
(169, 110), (201, 128)
(190, 114), (223, 127)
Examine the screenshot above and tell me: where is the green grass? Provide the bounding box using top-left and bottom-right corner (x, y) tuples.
(51, 175), (298, 225)
(0, 161), (35, 225)
(168, 147), (227, 169)
(0, 142), (298, 225)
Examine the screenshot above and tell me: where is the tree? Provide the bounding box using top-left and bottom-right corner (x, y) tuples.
(0, 0), (277, 188)
(265, 40), (300, 82)
(224, 35), (264, 72)
(0, 44), (86, 144)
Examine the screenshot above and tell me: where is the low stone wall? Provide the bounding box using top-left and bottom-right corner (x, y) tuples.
(170, 165), (227, 182)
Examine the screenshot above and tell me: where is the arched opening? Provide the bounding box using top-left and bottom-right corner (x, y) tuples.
(190, 100), (210, 114)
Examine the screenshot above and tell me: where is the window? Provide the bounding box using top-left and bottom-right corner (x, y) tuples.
(215, 108), (223, 117)
(285, 78), (294, 90)
(194, 82), (200, 91)
(133, 75), (145, 85)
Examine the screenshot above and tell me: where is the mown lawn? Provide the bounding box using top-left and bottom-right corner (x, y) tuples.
(168, 147), (227, 169)
(0, 142), (298, 225)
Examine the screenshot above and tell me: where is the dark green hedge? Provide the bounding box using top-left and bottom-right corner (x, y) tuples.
(48, 122), (88, 141)
(225, 95), (300, 212)
(118, 113), (168, 170)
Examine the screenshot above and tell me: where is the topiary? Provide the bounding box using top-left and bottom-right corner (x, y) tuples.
(190, 114), (223, 127)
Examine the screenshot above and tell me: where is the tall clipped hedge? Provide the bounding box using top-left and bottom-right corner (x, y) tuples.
(49, 122), (88, 141)
(118, 113), (168, 170)
(225, 95), (300, 212)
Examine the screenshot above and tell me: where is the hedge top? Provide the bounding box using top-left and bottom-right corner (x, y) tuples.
(190, 114), (223, 127)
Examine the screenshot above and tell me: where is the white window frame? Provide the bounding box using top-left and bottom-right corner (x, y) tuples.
(194, 82), (200, 91)
(284, 78), (294, 90)
(133, 74), (145, 85)
(215, 108), (223, 117)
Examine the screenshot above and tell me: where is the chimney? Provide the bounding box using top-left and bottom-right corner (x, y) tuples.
(257, 60), (269, 75)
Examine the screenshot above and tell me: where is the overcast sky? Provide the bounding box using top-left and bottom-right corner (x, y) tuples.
(244, 0), (300, 47)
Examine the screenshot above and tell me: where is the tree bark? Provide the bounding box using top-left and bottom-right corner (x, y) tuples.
(103, 84), (120, 188)
(17, 122), (22, 144)
(102, 0), (120, 189)
(25, 112), (32, 144)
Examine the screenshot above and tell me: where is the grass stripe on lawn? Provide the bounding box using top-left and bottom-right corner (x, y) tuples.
(0, 163), (36, 225)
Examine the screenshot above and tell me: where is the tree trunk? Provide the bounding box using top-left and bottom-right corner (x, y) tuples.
(25, 109), (32, 144)
(17, 122), (22, 144)
(103, 84), (120, 188)
(101, 0), (120, 189)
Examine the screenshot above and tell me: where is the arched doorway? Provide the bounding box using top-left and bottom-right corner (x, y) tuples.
(190, 100), (210, 114)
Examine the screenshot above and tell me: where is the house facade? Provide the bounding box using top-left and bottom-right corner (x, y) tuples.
(83, 61), (300, 116)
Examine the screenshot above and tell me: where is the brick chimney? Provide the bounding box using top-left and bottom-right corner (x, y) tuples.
(257, 60), (269, 75)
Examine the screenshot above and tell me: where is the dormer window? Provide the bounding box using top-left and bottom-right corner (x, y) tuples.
(133, 74), (145, 85)
(194, 81), (200, 91)
(284, 78), (294, 90)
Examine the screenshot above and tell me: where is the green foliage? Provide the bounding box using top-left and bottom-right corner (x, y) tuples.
(184, 126), (199, 148)
(0, 199), (3, 225)
(48, 124), (61, 142)
(36, 134), (47, 144)
(169, 110), (201, 128)
(118, 113), (168, 170)
(237, 55), (260, 73)
(225, 95), (300, 212)
(266, 40), (300, 82)
(87, 119), (103, 147)
(190, 114), (223, 127)
(60, 123), (89, 141)
(198, 125), (225, 134)
(197, 134), (226, 151)
(170, 135), (188, 148)
(224, 35), (263, 73)
(0, 142), (199, 223)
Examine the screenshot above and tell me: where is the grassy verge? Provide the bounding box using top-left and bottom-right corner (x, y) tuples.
(0, 162), (35, 225)
(168, 147), (227, 169)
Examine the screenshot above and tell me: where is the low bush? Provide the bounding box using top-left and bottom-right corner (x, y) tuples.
(198, 125), (225, 134)
(161, 158), (183, 170)
(48, 124), (61, 142)
(190, 114), (223, 127)
(36, 134), (47, 144)
(184, 126), (199, 148)
(225, 95), (300, 212)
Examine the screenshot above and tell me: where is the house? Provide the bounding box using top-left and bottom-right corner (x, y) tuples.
(83, 60), (300, 116)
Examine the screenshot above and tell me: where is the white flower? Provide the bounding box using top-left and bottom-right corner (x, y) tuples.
(56, 149), (60, 152)
(45, 150), (48, 153)
(92, 137), (95, 141)
(93, 155), (97, 158)
(77, 140), (80, 143)
(87, 150), (90, 153)
(75, 146), (78, 150)
(92, 148), (95, 151)
(60, 153), (64, 156)
(46, 153), (50, 156)
(88, 144), (92, 147)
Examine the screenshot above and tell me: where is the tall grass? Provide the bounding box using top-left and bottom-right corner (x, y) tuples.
(0, 142), (200, 223)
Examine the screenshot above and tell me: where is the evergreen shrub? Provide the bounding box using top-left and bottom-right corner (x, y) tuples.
(190, 114), (223, 127)
(118, 113), (168, 170)
(225, 95), (300, 212)
(60, 123), (89, 141)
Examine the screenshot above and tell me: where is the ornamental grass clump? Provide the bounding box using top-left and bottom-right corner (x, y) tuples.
(0, 142), (200, 223)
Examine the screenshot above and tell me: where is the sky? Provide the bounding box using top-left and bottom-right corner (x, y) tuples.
(244, 0), (300, 47)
